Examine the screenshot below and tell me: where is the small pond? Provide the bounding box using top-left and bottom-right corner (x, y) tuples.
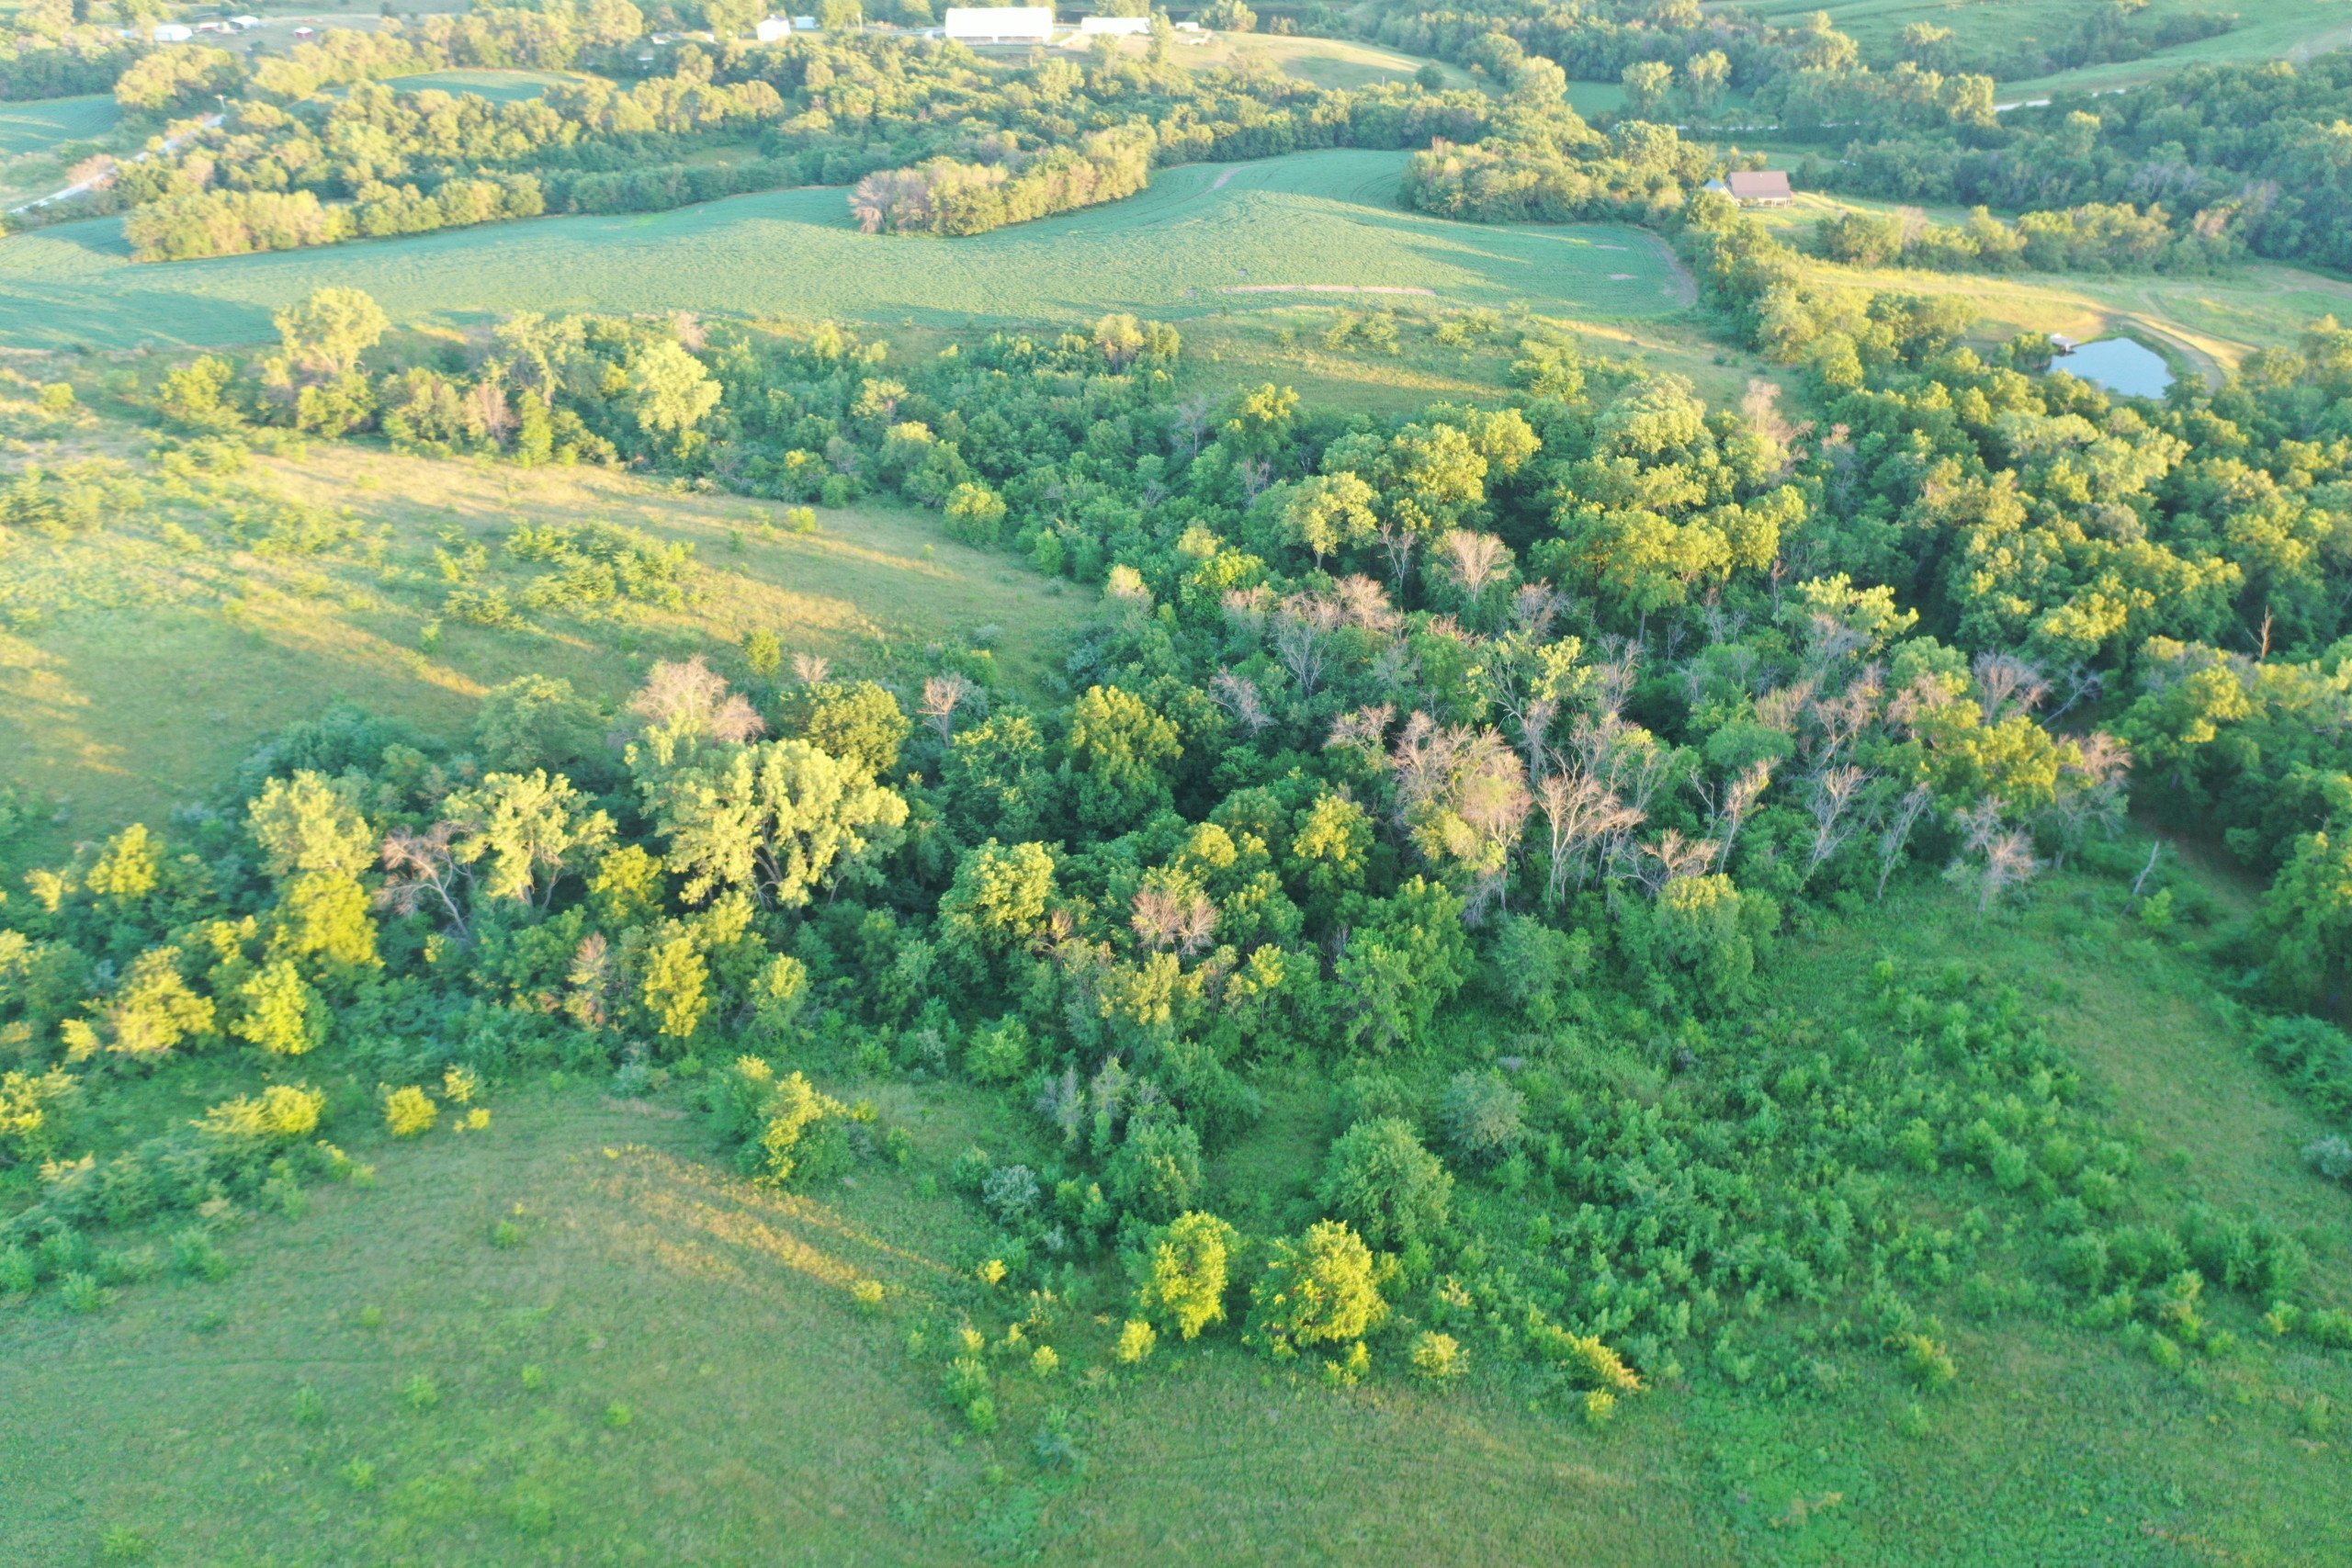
(2059, 337), (2174, 399)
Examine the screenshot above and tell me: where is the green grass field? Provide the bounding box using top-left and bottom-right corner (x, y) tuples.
(0, 150), (1692, 351)
(0, 94), (119, 158)
(1724, 0), (2352, 96)
(0, 434), (1091, 860)
(1154, 30), (1478, 91)
(380, 68), (585, 101)
(2, 856), (2342, 1565)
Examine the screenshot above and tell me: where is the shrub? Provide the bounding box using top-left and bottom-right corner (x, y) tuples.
(757, 1071), (852, 1185)
(1115, 1318), (1158, 1364)
(980, 1164), (1041, 1225)
(603, 1402), (634, 1429)
(964, 1017), (1032, 1083)
(1410, 1330), (1466, 1380)
(1897, 1333), (1958, 1389)
(171, 1227), (231, 1281)
(401, 1373), (440, 1412)
(1437, 1069), (1526, 1168)
(199, 1084), (326, 1145)
(1583, 1388), (1618, 1427)
(384, 1086), (438, 1138)
(59, 1271), (107, 1314)
(0, 1247), (35, 1293)
(2304, 1134), (2352, 1183)
(945, 1356), (996, 1429)
(1106, 1116), (1204, 1224)
(1334, 1072), (1413, 1127)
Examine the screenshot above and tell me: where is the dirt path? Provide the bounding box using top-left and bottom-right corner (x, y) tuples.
(1642, 230), (1700, 307)
(1208, 167), (1237, 192)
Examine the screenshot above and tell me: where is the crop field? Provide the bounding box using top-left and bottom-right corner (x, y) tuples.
(0, 426), (1089, 862)
(1, 858), (2343, 1565)
(1726, 0), (2352, 96)
(0, 150), (1693, 352)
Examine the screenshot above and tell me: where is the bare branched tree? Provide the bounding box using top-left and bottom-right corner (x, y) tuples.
(630, 656), (764, 750)
(1972, 650), (2049, 723)
(1696, 759), (1776, 872)
(790, 651), (831, 687)
(1803, 763), (1870, 881)
(378, 823), (475, 943)
(1638, 828), (1719, 896)
(1132, 884), (1219, 957)
(918, 672), (978, 743)
(1438, 529), (1514, 610)
(1209, 670), (1272, 735)
(1873, 784), (1935, 900)
(1536, 770), (1645, 903)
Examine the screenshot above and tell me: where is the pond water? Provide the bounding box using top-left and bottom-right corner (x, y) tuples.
(2059, 337), (2174, 399)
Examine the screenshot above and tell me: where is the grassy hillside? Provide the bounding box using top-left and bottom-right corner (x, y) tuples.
(1727, 0), (2352, 96)
(1728, 187), (2352, 379)
(0, 421), (1090, 861)
(0, 94), (119, 159)
(2, 858), (2342, 1566)
(0, 151), (1691, 351)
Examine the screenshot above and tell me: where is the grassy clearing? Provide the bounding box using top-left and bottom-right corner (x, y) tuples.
(0, 430), (1090, 860)
(381, 68), (587, 101)
(0, 149), (1690, 351)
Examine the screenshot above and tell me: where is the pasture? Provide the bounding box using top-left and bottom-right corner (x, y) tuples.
(0, 150), (1693, 352)
(0, 427), (1089, 861)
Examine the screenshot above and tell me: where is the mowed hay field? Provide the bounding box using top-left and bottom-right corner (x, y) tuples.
(0, 150), (1693, 351)
(0, 437), (1090, 861)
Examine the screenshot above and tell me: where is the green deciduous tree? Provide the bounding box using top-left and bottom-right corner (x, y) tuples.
(650, 739), (909, 907)
(1317, 1116), (1453, 1251)
(1137, 1210), (1238, 1340)
(1247, 1219), (1387, 1355)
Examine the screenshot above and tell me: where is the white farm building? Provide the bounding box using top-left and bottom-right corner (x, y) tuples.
(755, 15), (793, 40)
(944, 6), (1055, 42)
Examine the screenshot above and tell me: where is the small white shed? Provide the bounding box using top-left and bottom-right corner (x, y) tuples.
(151, 22), (195, 42)
(756, 15), (794, 40)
